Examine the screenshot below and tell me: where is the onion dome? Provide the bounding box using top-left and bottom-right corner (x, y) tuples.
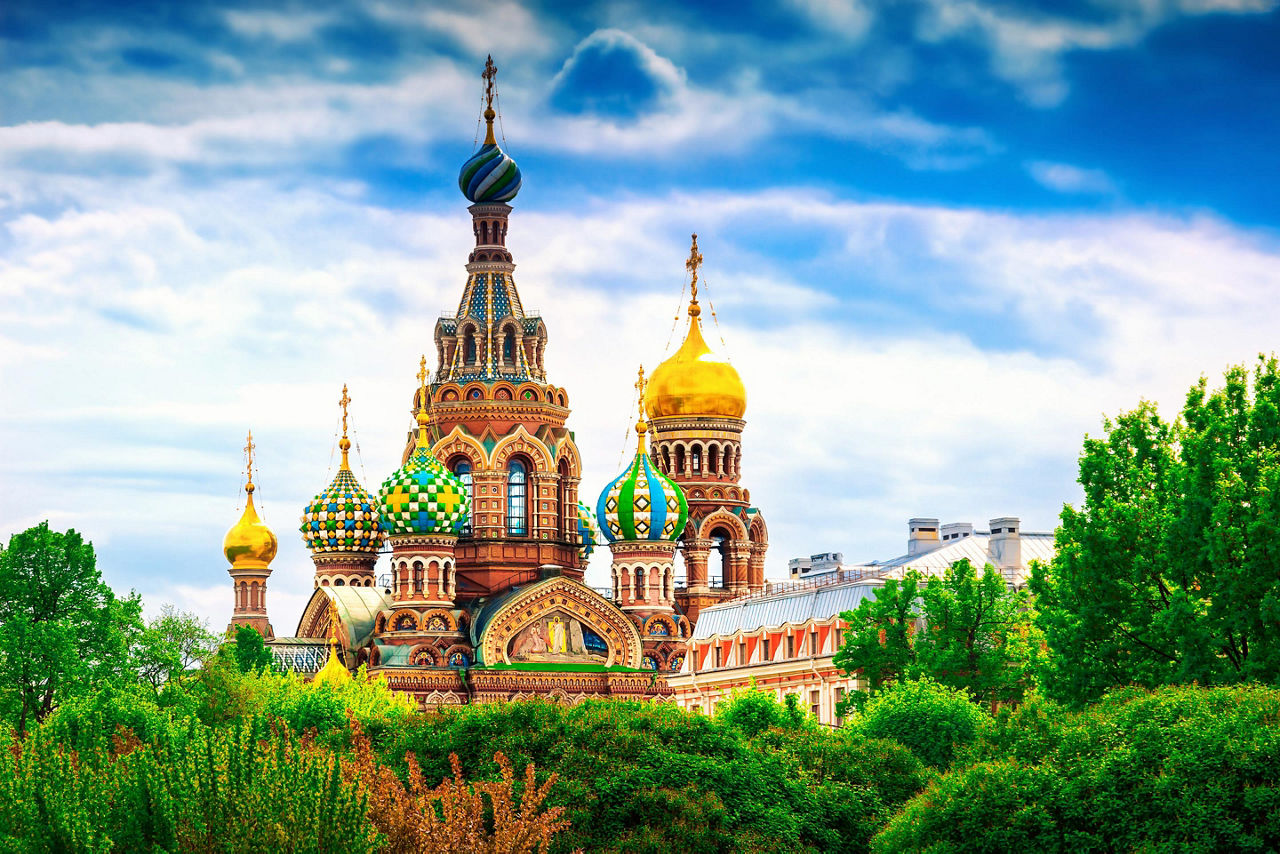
(598, 370), (689, 543)
(458, 57), (522, 204)
(223, 432), (278, 568)
(313, 599), (351, 686)
(577, 501), (599, 558)
(300, 385), (385, 555)
(377, 359), (470, 537)
(645, 235), (746, 420)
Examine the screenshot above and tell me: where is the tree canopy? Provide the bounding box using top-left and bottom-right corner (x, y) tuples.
(1033, 357), (1280, 705)
(834, 559), (1041, 711)
(0, 522), (142, 733)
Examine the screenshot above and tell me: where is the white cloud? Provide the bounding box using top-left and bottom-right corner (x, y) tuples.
(223, 10), (335, 42)
(5, 170), (1280, 630)
(788, 0), (874, 40)
(917, 0), (1277, 106)
(1027, 160), (1117, 195)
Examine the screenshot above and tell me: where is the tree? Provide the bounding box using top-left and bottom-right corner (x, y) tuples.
(0, 523), (142, 733)
(230, 625), (274, 674)
(132, 605), (220, 693)
(833, 575), (920, 705)
(1033, 357), (1280, 705)
(916, 558), (1044, 707)
(851, 677), (990, 770)
(835, 561), (1040, 712)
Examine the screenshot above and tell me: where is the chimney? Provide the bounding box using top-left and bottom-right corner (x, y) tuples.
(941, 522), (975, 542)
(908, 518), (941, 556)
(988, 517), (1021, 579)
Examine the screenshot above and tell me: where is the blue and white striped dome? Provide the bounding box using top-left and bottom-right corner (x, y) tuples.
(459, 142), (522, 204)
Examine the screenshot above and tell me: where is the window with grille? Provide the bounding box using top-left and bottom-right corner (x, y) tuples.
(507, 460), (527, 535)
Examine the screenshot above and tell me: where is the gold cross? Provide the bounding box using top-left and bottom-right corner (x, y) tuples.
(482, 55), (497, 111)
(339, 384), (350, 437)
(635, 365), (646, 419)
(685, 233), (703, 304)
(243, 430), (255, 488)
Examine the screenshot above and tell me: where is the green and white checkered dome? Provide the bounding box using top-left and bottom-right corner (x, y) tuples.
(300, 467), (385, 555)
(377, 439), (470, 537)
(596, 448), (688, 543)
(577, 501), (598, 558)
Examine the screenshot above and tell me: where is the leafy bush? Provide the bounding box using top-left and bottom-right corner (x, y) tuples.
(850, 678), (990, 769)
(872, 760), (1066, 853)
(880, 684), (1280, 852)
(715, 679), (812, 738)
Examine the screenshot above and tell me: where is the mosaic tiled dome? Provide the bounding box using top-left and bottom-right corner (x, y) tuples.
(300, 468), (385, 555)
(597, 446), (688, 543)
(378, 438), (471, 537)
(459, 142), (522, 204)
(577, 501), (598, 558)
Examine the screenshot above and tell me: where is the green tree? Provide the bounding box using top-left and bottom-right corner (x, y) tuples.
(230, 625), (274, 674)
(835, 561), (1040, 712)
(833, 574), (920, 706)
(851, 677), (990, 770)
(132, 604), (220, 693)
(0, 522), (142, 733)
(916, 558), (1044, 707)
(1033, 357), (1280, 705)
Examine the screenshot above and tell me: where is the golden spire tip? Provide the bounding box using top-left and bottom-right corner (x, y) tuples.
(634, 365), (649, 451)
(482, 56), (498, 145)
(243, 430), (256, 494)
(338, 384), (352, 471)
(685, 233), (703, 317)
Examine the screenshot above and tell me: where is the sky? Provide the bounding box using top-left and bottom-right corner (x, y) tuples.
(4, 0), (1280, 632)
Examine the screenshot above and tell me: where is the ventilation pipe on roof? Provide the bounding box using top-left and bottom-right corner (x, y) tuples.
(941, 522), (974, 542)
(988, 517), (1021, 579)
(907, 518), (941, 556)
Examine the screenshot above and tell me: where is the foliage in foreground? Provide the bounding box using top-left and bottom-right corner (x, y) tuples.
(873, 683), (1280, 852)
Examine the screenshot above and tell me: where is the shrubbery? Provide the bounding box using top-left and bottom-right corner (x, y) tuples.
(849, 677), (990, 770)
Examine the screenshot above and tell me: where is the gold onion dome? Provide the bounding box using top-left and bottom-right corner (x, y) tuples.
(223, 432), (278, 568)
(644, 235), (746, 420)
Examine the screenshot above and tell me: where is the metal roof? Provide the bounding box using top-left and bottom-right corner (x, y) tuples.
(861, 531), (1055, 586)
(693, 581), (883, 639)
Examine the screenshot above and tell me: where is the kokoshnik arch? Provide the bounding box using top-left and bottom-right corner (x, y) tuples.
(219, 57), (770, 707)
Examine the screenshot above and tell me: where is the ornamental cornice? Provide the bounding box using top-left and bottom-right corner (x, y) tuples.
(388, 534), (458, 550)
(608, 540), (678, 560)
(649, 416), (745, 433)
(432, 400), (569, 424)
(311, 552), (379, 568)
(464, 261), (517, 276)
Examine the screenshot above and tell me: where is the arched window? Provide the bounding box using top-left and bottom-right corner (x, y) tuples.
(507, 459), (528, 536)
(557, 458), (570, 538)
(692, 445), (702, 475)
(451, 459), (473, 491)
(464, 330), (477, 363)
(710, 528), (730, 587)
(503, 328), (516, 364)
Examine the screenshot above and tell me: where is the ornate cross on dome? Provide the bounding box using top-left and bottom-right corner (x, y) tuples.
(686, 234), (703, 304)
(635, 365), (647, 418)
(338, 384), (352, 470)
(483, 55), (497, 111)
(481, 55), (498, 144)
(414, 355), (432, 443)
(243, 430), (257, 493)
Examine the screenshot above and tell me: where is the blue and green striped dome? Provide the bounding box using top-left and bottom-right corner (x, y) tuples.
(459, 142), (522, 203)
(577, 501), (598, 557)
(378, 440), (470, 537)
(597, 448), (688, 543)
(300, 467), (385, 555)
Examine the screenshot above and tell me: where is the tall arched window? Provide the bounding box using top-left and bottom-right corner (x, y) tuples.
(710, 529), (730, 587)
(451, 459), (473, 535)
(507, 459), (528, 536)
(503, 328), (516, 364)
(464, 330), (477, 363)
(692, 445), (702, 475)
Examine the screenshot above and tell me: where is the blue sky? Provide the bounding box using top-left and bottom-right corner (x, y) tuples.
(3, 0), (1280, 629)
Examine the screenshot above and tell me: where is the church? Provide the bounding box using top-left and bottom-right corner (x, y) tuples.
(218, 58), (770, 707)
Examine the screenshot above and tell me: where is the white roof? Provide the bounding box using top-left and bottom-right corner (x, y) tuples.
(692, 580), (883, 640)
(861, 531), (1054, 586)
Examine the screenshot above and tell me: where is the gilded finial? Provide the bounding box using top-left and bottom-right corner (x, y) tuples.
(685, 234), (703, 318)
(338, 384), (352, 471)
(634, 365), (649, 451)
(415, 355), (432, 443)
(482, 55), (498, 145)
(243, 430), (256, 494)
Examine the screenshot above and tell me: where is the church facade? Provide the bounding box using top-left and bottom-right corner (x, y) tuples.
(218, 59), (769, 708)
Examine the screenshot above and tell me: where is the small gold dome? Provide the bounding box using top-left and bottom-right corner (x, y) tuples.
(645, 310), (746, 420)
(223, 484), (279, 569)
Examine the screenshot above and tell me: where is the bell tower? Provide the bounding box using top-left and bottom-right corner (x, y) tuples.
(410, 57), (585, 599)
(645, 236), (769, 621)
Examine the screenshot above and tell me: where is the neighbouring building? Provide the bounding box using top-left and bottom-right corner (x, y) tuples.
(668, 517), (1055, 723)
